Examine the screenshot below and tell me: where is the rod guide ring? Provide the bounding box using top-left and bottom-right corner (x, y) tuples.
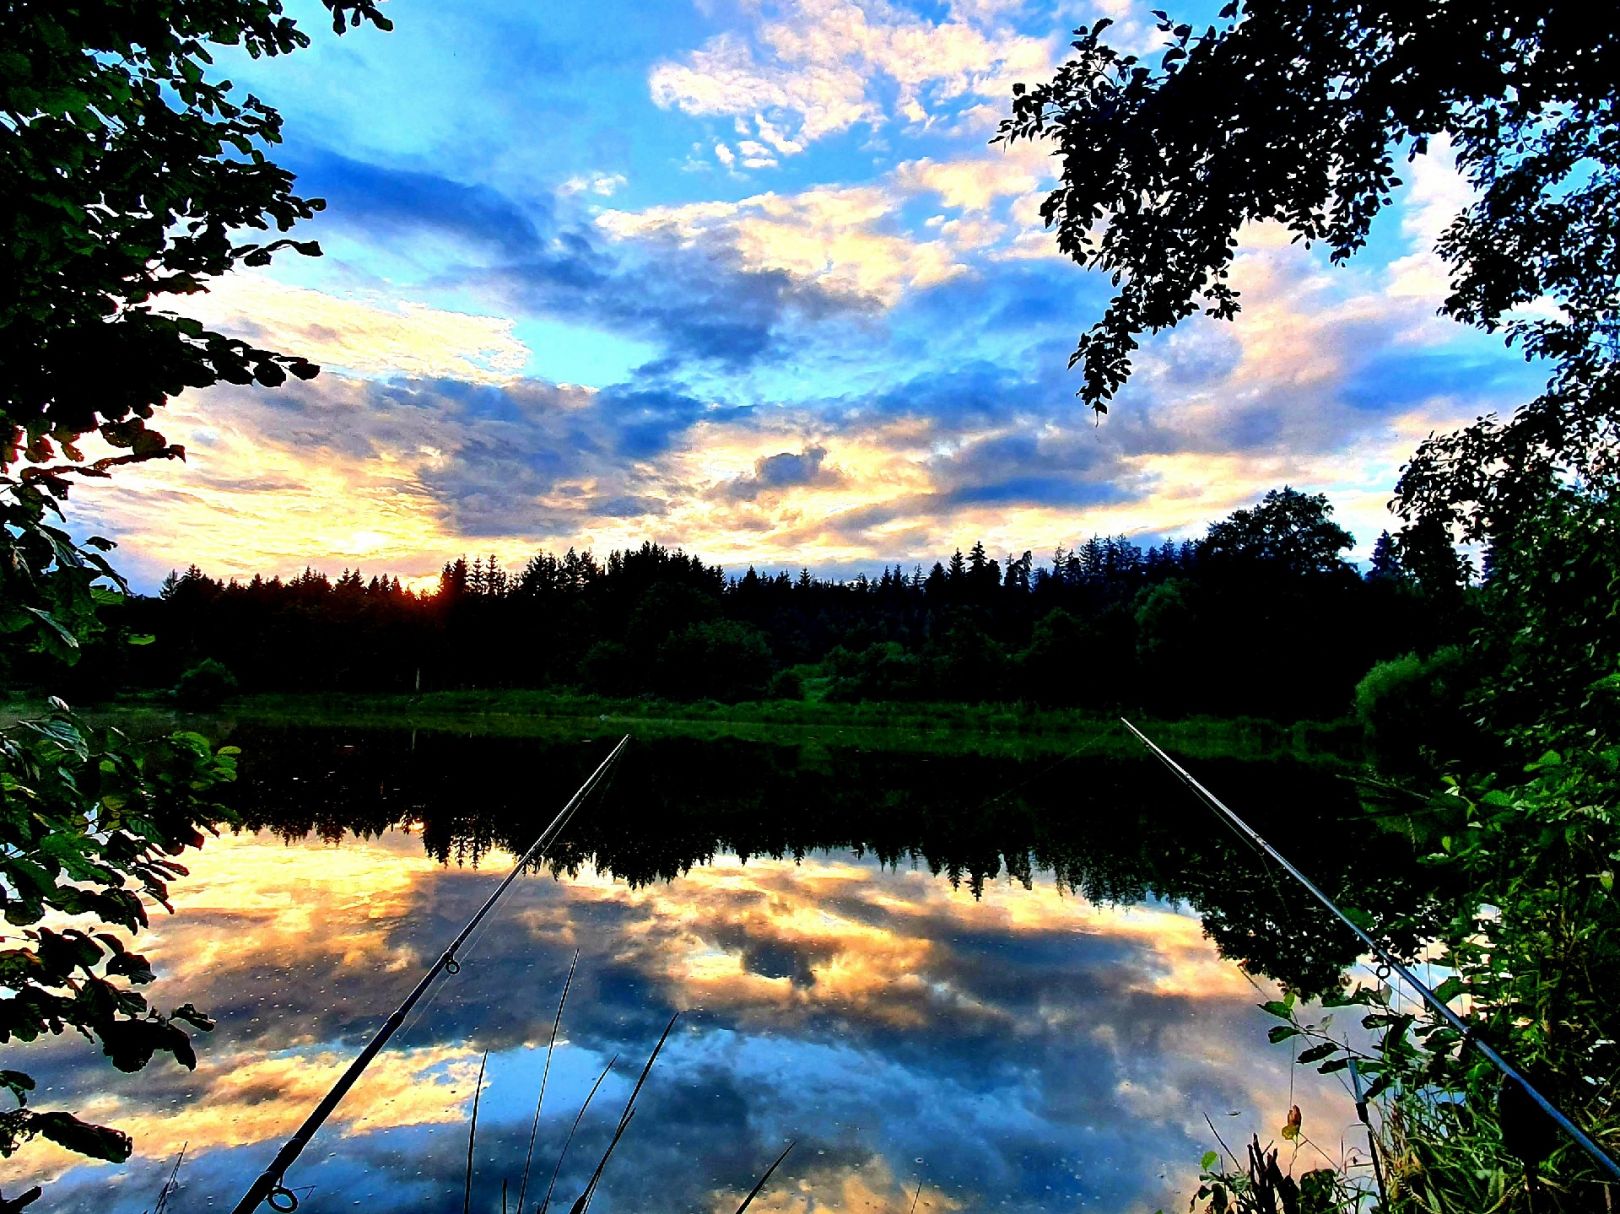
(267, 1185), (299, 1212)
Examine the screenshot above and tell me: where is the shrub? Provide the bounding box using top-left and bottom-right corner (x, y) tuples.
(767, 667), (804, 701)
(1353, 645), (1472, 771)
(173, 658), (237, 710)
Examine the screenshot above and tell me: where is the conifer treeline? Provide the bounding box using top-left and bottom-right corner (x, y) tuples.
(119, 488), (1470, 719)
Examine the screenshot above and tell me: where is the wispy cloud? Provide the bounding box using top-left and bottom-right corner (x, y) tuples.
(649, 0), (1054, 167)
(597, 185), (969, 306)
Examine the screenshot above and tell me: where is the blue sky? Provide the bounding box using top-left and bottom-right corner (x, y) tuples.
(76, 0), (1542, 588)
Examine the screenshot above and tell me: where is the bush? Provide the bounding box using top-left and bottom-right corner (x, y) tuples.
(767, 667), (804, 701)
(654, 620), (773, 702)
(578, 640), (636, 695)
(173, 658), (238, 710)
(1353, 645), (1472, 771)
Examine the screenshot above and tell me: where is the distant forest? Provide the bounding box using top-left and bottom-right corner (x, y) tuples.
(67, 487), (1477, 720)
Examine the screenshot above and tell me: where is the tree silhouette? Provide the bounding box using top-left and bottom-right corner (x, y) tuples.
(3, 0), (391, 484)
(0, 0), (392, 1166)
(999, 3), (1620, 532)
(1201, 487), (1354, 578)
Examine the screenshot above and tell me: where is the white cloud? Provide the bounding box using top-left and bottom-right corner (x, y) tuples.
(597, 184), (970, 305)
(174, 275), (531, 384)
(649, 0), (1055, 163)
(599, 132), (1061, 303)
(558, 171), (628, 198)
(1384, 138), (1473, 321)
(736, 139), (780, 168)
(1062, 0), (1171, 58)
(895, 152), (1041, 214)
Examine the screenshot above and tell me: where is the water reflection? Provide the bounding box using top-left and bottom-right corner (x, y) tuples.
(2, 730), (1440, 1212)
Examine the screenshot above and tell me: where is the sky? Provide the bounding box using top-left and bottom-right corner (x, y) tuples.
(74, 0), (1543, 590)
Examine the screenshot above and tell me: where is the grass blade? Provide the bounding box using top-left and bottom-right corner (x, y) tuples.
(734, 1140), (795, 1213)
(567, 1011), (681, 1214)
(538, 1053), (618, 1214)
(464, 1051), (489, 1214)
(568, 1108), (635, 1214)
(517, 950), (579, 1214)
(614, 1012), (680, 1136)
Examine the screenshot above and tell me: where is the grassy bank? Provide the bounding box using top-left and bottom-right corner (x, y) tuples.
(43, 689), (1363, 763)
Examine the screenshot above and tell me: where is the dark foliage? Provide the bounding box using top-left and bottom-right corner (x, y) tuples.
(113, 488), (1469, 720)
(0, 0), (392, 1174)
(997, 2), (1620, 536)
(0, 0), (390, 487)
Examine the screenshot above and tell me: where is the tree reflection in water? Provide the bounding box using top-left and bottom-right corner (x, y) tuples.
(233, 728), (1453, 998)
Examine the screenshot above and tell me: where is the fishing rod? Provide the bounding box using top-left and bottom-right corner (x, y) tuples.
(231, 734), (633, 1214)
(1120, 718), (1620, 1184)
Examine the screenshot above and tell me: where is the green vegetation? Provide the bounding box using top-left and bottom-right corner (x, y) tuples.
(1352, 646), (1473, 775)
(0, 0), (390, 1180)
(173, 657), (238, 711)
(199, 688), (1362, 762)
(1003, 4), (1620, 1210)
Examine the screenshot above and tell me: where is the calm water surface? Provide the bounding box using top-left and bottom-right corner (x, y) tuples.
(3, 730), (1432, 1212)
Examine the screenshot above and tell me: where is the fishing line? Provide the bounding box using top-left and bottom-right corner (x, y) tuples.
(229, 734), (633, 1214)
(1121, 718), (1620, 1184)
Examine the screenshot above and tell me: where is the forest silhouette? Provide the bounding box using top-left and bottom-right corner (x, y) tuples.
(81, 487), (1472, 722)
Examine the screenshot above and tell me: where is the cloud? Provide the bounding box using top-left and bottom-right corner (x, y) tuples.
(4, 804), (1361, 1214)
(719, 445), (846, 501)
(1082, 0), (1172, 58)
(928, 431), (1131, 509)
(592, 136), (1061, 320)
(895, 152), (1042, 215)
(557, 171), (628, 198)
(648, 0), (1054, 164)
(68, 122), (1538, 591)
(270, 148), (864, 375)
(174, 274), (532, 384)
(289, 146), (547, 257)
(598, 184), (969, 307)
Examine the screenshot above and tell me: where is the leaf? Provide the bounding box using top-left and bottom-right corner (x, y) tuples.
(20, 607), (79, 652)
(29, 1111), (131, 1162)
(169, 1003), (215, 1032)
(0, 1070), (36, 1105)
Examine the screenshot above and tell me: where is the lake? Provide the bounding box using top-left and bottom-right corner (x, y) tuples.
(2, 727), (1430, 1212)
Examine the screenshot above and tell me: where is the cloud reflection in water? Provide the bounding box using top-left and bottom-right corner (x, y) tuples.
(3, 826), (1356, 1212)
